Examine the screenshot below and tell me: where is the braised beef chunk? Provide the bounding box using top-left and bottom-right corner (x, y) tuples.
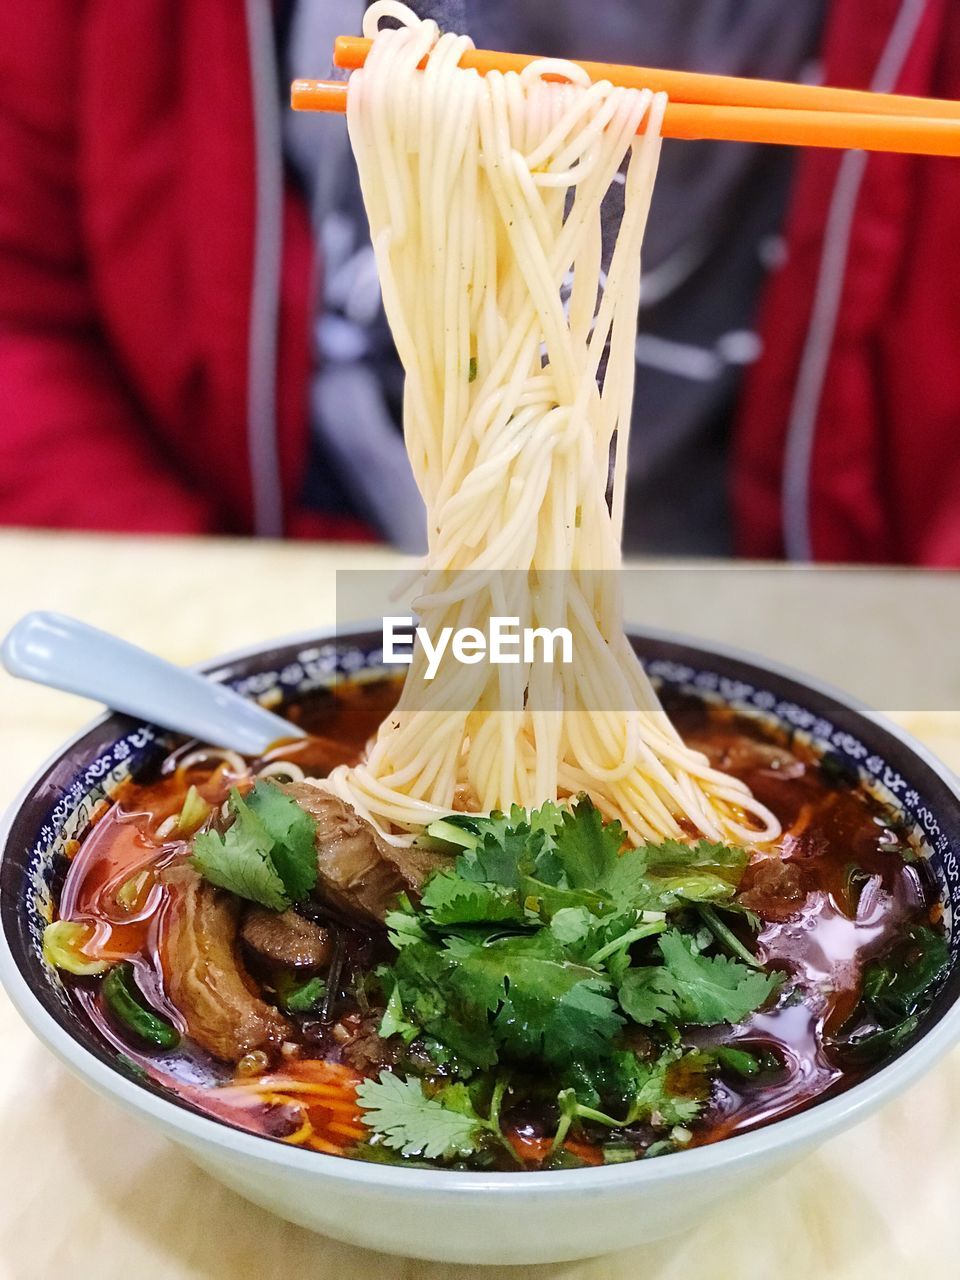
(281, 783), (451, 925)
(381, 840), (452, 888)
(158, 864), (290, 1061)
(241, 908), (332, 969)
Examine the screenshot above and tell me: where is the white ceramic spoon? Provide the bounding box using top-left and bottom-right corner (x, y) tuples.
(1, 611), (306, 754)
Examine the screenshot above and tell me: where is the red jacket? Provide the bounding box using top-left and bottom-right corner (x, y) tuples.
(1, 2), (959, 560)
(735, 0), (960, 564)
(0, 0), (366, 540)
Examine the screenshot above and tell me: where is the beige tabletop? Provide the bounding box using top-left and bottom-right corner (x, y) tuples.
(1, 529), (958, 1280)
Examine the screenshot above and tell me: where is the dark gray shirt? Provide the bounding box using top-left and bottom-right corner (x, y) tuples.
(285, 1), (826, 553)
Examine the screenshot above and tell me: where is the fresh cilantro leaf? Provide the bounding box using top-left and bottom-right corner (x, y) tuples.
(461, 829), (540, 888)
(444, 932), (624, 1064)
(484, 801), (563, 845)
(425, 801), (572, 905)
(618, 967), (680, 1025)
(356, 1072), (486, 1160)
(529, 844), (566, 887)
(244, 781), (318, 902)
(643, 838), (747, 873)
(429, 805), (561, 894)
(518, 875), (606, 919)
(557, 1051), (635, 1111)
(379, 986), (419, 1043)
(657, 930), (781, 1025)
(384, 895), (428, 949)
(552, 1049), (705, 1149)
(554, 796), (627, 889)
(545, 812), (748, 915)
(549, 906), (596, 948)
(387, 941), (499, 1070)
(190, 783), (317, 911)
(528, 801), (565, 842)
(390, 928), (621, 1072)
(427, 807), (748, 919)
(586, 915), (666, 978)
(551, 797), (651, 912)
(377, 799), (783, 1127)
(435, 1079), (483, 1119)
(551, 908), (664, 979)
(601, 848), (655, 907)
(622, 1051), (704, 1126)
(384, 911), (428, 948)
(600, 938), (645, 985)
(420, 869), (525, 925)
(277, 974), (326, 1013)
(192, 791), (289, 910)
(507, 978), (622, 1065)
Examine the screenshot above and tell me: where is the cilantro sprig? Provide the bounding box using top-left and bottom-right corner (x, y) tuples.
(619, 930), (781, 1027)
(550, 1048), (706, 1153)
(355, 797), (784, 1167)
(191, 781), (318, 911)
(355, 1073), (515, 1163)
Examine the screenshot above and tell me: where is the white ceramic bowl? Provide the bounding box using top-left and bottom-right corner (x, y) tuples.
(2, 627), (959, 1265)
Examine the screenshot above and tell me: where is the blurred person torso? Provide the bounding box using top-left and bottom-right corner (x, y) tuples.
(285, 0), (826, 555)
(4, 0), (960, 564)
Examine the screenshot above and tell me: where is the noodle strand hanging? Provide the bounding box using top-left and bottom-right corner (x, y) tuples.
(319, 3), (781, 849)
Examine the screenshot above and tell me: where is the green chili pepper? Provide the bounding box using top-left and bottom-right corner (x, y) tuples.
(102, 963), (180, 1050)
(715, 1046), (761, 1078)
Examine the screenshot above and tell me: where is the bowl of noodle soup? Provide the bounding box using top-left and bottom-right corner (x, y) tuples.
(2, 624), (960, 1265)
(4, 3), (959, 1263)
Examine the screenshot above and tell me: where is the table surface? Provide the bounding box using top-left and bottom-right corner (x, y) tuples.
(1, 529), (958, 1280)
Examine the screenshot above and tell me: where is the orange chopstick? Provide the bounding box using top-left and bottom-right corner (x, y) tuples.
(290, 79), (960, 157)
(332, 35), (960, 121)
(290, 33), (960, 156)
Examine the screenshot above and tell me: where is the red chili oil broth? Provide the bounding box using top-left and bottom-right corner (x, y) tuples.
(53, 677), (941, 1165)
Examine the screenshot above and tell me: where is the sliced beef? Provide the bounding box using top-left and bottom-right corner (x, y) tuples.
(241, 907), (332, 969)
(158, 864), (290, 1062)
(281, 783), (451, 925)
(383, 840), (452, 887)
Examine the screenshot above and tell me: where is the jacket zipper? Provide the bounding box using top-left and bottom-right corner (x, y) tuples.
(244, 0), (286, 537)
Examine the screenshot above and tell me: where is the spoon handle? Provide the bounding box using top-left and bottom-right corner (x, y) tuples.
(1, 612), (305, 755)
